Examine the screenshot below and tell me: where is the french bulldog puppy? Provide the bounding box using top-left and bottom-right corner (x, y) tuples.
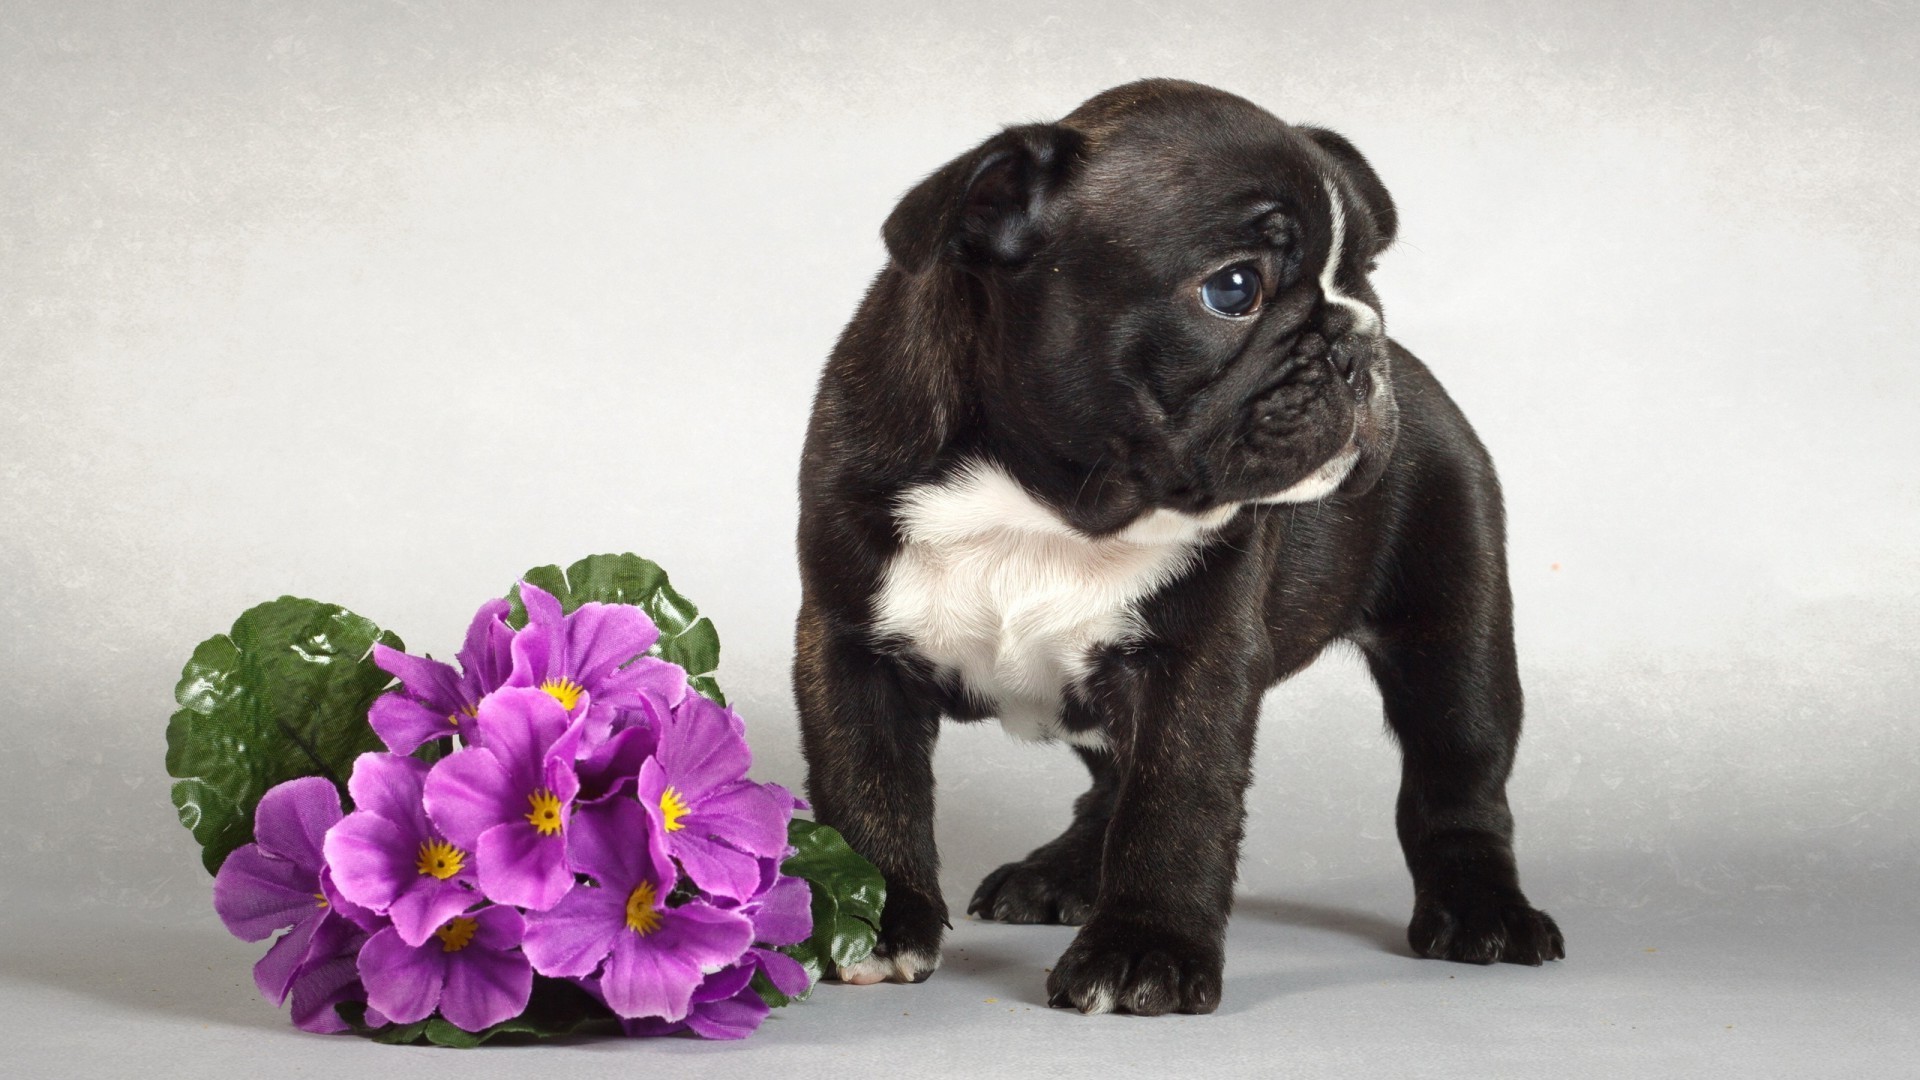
(793, 78), (1563, 1015)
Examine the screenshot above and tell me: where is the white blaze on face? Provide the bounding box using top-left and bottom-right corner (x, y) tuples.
(1319, 178), (1381, 338)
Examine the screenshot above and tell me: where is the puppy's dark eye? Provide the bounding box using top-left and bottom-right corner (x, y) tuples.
(1200, 264), (1263, 317)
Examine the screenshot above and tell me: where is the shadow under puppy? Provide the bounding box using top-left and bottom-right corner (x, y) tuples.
(793, 78), (1564, 1016)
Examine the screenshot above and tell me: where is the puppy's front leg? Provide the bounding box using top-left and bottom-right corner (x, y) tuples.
(1046, 646), (1262, 1015)
(794, 604), (947, 984)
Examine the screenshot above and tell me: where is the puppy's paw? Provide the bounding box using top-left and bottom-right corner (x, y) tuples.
(1408, 892), (1565, 966)
(969, 857), (1099, 925)
(835, 944), (943, 985)
(832, 883), (947, 985)
(1045, 917), (1223, 1016)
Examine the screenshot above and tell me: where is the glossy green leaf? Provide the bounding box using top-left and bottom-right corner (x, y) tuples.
(504, 553), (726, 705)
(166, 597), (400, 875)
(759, 818), (885, 1005)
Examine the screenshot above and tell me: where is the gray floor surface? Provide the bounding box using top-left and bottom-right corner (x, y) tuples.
(6, 873), (1915, 1080)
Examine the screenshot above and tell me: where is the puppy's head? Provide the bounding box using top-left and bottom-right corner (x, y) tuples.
(883, 79), (1401, 535)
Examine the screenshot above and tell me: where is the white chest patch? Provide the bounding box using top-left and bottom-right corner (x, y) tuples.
(873, 461), (1237, 746)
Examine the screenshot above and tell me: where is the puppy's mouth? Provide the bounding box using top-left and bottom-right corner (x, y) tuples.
(1255, 442), (1360, 504)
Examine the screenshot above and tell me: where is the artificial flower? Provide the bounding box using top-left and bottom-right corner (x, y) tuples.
(521, 799), (754, 1022)
(421, 687), (584, 910)
(323, 753), (479, 946)
(356, 906), (533, 1031)
(213, 776), (358, 1003)
(368, 598), (515, 755)
(636, 693), (794, 900)
(506, 582), (687, 749)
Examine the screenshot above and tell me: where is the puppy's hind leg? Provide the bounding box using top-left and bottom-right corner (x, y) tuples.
(969, 746), (1117, 925)
(794, 606), (947, 984)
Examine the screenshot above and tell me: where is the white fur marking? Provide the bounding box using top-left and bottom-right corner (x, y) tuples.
(1256, 444), (1359, 504)
(838, 948), (941, 985)
(875, 462), (1236, 745)
(1320, 180), (1381, 338)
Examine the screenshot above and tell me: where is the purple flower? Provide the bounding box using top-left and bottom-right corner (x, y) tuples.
(214, 777), (359, 1003)
(323, 753), (479, 946)
(636, 693), (794, 900)
(521, 799), (754, 1022)
(356, 906), (533, 1032)
(368, 599), (515, 755)
(506, 582), (687, 749)
(615, 962), (771, 1040)
(421, 688), (584, 910)
(735, 856), (813, 949)
(287, 916), (372, 1034)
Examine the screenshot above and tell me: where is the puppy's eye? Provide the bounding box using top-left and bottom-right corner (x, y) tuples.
(1200, 264), (1263, 317)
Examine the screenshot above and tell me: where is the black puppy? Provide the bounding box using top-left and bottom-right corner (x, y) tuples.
(793, 79), (1563, 1015)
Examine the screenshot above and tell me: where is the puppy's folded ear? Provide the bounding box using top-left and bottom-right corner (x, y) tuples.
(1300, 127), (1397, 257)
(883, 123), (1085, 274)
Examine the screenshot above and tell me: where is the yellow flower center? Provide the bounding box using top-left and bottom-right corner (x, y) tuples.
(313, 892), (329, 909)
(525, 788), (564, 836)
(625, 881), (663, 935)
(659, 786), (691, 832)
(415, 839), (467, 880)
(540, 678), (586, 712)
(434, 916), (479, 953)
(445, 703), (479, 728)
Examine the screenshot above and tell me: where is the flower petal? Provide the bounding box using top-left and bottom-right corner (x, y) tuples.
(387, 874), (477, 948)
(559, 602), (663, 689)
(371, 643), (465, 715)
(250, 776), (344, 871)
(345, 753), (429, 835)
(594, 655), (688, 713)
(660, 694), (752, 798)
(356, 926), (445, 1025)
(251, 911), (323, 1003)
(651, 900), (756, 974)
(663, 829), (765, 903)
(438, 940), (533, 1032)
(683, 984), (770, 1040)
(747, 873), (813, 947)
(286, 920), (367, 1033)
(214, 843), (318, 942)
(565, 798), (657, 893)
(455, 598), (516, 700)
(576, 725), (657, 804)
(469, 688), (572, 792)
(690, 961), (756, 1004)
(601, 932), (702, 1021)
(322, 812), (415, 913)
(752, 946), (812, 998)
(422, 747), (518, 850)
(475, 821), (573, 911)
(686, 780), (792, 860)
(521, 885), (624, 979)
(368, 692), (456, 756)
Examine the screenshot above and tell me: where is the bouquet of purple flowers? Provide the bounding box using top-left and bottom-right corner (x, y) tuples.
(167, 555), (883, 1045)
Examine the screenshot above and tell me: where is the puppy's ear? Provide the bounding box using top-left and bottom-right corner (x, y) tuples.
(883, 123), (1084, 273)
(1300, 127), (1397, 257)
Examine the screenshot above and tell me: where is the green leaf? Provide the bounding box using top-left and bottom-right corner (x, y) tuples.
(504, 553), (726, 705)
(337, 980), (620, 1047)
(166, 597), (401, 875)
(766, 818), (886, 1002)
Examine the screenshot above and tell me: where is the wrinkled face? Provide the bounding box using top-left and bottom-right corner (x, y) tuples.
(977, 97), (1400, 535)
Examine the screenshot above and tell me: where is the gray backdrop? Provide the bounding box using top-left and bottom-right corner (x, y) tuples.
(3, 1), (1915, 1077)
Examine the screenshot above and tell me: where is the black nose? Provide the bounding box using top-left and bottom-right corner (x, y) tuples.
(1329, 339), (1360, 384)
